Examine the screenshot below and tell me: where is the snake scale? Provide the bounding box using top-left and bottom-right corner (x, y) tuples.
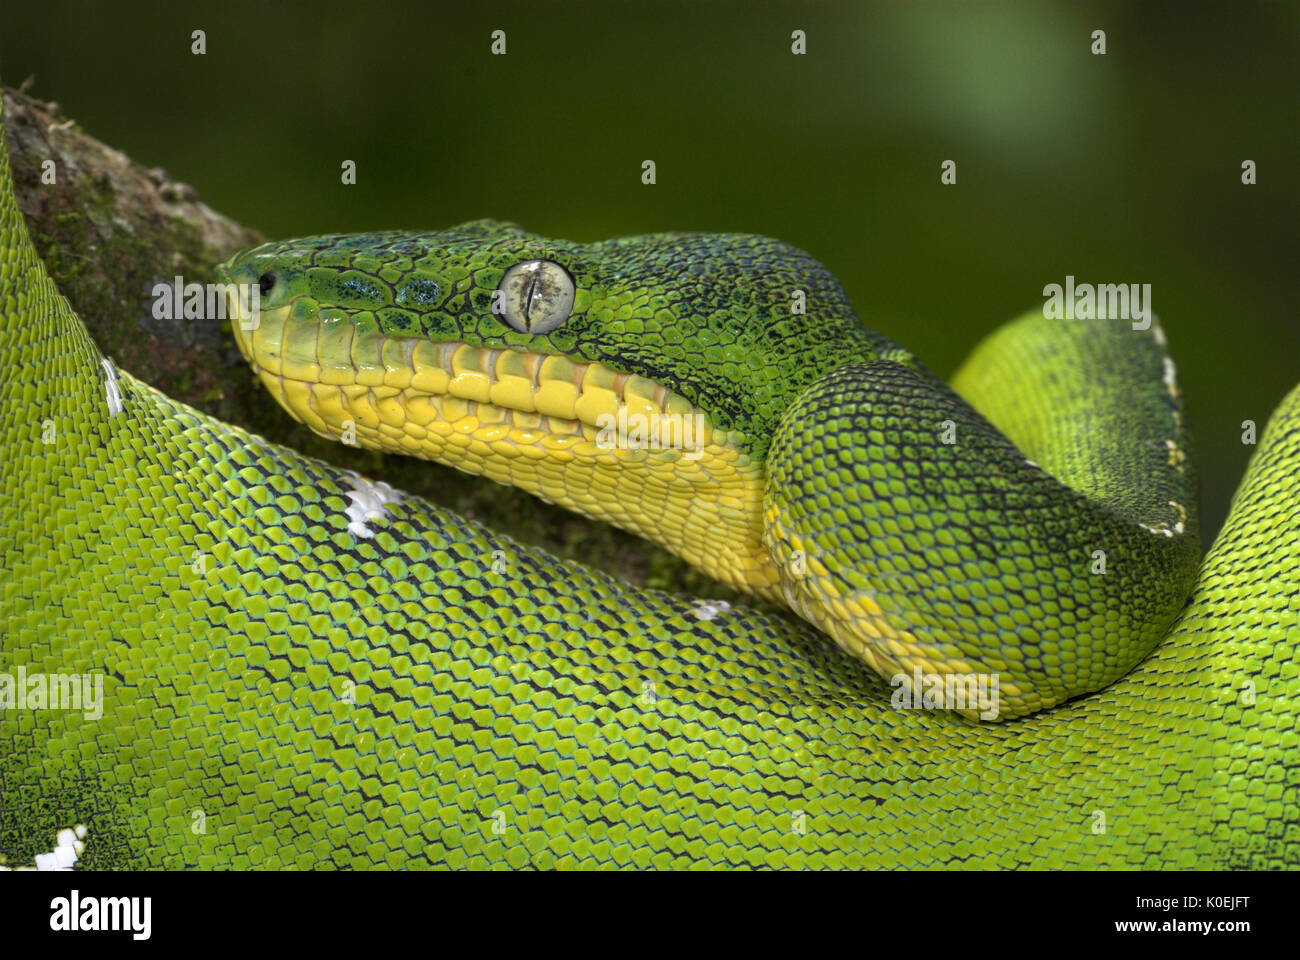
(2, 99), (1297, 869)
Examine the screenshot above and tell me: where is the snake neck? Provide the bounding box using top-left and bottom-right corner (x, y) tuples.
(760, 312), (1201, 720)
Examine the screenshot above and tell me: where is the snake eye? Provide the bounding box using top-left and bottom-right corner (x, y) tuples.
(494, 260), (575, 334)
(258, 272), (276, 297)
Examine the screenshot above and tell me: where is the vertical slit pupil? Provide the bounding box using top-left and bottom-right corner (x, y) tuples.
(525, 268), (542, 327)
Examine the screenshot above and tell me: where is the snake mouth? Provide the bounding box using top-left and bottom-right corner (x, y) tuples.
(228, 298), (734, 462)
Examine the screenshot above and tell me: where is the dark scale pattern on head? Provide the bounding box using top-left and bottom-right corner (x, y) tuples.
(220, 221), (909, 457)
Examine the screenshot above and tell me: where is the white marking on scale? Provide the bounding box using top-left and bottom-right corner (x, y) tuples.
(102, 359), (123, 416)
(1138, 500), (1187, 538)
(342, 474), (402, 538)
(1163, 356), (1178, 394)
(0, 824), (87, 871)
(692, 599), (731, 621)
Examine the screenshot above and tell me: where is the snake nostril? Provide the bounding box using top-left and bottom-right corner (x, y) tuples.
(258, 272), (276, 297)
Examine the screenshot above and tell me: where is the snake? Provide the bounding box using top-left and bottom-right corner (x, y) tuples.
(2, 99), (1297, 869)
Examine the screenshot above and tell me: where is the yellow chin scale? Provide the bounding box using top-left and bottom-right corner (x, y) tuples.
(233, 304), (780, 597)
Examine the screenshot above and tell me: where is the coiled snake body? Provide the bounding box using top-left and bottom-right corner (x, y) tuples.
(2, 103), (1296, 869)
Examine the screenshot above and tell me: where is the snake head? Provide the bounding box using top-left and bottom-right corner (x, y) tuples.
(216, 220), (906, 454)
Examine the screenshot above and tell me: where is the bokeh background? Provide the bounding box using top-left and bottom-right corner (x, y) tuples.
(3, 1), (1296, 570)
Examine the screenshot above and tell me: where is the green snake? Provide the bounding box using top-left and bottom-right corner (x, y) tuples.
(2, 100), (1297, 869)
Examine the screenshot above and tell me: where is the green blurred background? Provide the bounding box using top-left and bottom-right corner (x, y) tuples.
(2, 0), (1296, 551)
